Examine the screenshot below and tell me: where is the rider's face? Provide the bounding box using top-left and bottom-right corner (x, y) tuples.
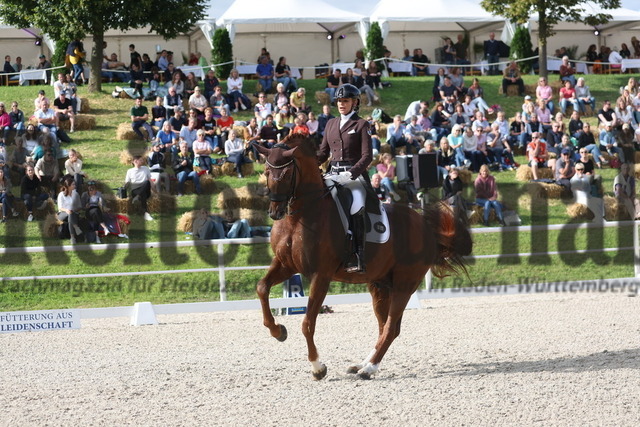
(336, 98), (354, 115)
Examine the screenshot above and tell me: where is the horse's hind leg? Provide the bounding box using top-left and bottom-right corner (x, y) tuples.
(257, 261), (294, 341)
(356, 286), (416, 380)
(301, 275), (331, 380)
(347, 284), (391, 374)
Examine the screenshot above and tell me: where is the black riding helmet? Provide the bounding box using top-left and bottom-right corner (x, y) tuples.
(335, 83), (361, 113)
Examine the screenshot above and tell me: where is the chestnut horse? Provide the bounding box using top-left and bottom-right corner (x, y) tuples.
(254, 136), (472, 380)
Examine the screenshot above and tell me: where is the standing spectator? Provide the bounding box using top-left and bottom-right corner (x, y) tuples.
(130, 97), (154, 141)
(66, 40), (85, 84)
(484, 32), (500, 75)
(474, 164), (504, 226)
(124, 156), (153, 221)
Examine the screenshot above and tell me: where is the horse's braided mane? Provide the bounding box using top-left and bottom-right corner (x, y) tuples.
(281, 133), (317, 157)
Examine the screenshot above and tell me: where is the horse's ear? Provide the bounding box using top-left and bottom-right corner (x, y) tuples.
(253, 143), (270, 156)
(282, 147), (298, 160)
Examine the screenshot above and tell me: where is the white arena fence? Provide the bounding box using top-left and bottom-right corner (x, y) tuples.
(1, 221), (638, 325)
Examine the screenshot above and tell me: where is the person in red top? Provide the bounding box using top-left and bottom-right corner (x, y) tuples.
(0, 102), (10, 144)
(291, 113), (309, 136)
(559, 56), (577, 87)
(527, 132), (549, 180)
(559, 80), (579, 115)
(216, 108), (234, 149)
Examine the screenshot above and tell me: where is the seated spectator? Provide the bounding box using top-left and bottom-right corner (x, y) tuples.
(200, 107), (218, 153)
(258, 115), (279, 146)
(366, 61), (382, 89)
(487, 123), (515, 170)
(102, 53), (127, 82)
(466, 78), (491, 115)
(34, 99), (59, 145)
(64, 148), (86, 190)
(554, 148), (575, 188)
(559, 80), (579, 115)
(256, 55), (274, 94)
(227, 68), (250, 112)
(209, 86), (229, 118)
(450, 103), (471, 128)
(527, 132), (549, 180)
(535, 99), (554, 133)
(273, 83), (290, 113)
(502, 61), (525, 96)
(412, 48), (430, 76)
(124, 156), (153, 221)
(289, 87), (309, 115)
(53, 92), (75, 134)
(376, 153), (401, 201)
(471, 111), (490, 133)
(34, 150), (60, 196)
(173, 141), (201, 196)
(474, 164), (504, 226)
(184, 72), (198, 99)
(442, 167), (465, 208)
(437, 137), (456, 177)
(371, 173), (391, 204)
(148, 142), (170, 192)
(536, 76), (555, 114)
(8, 101), (24, 139)
(404, 100), (429, 122)
(615, 97), (634, 129)
(188, 86), (208, 117)
(225, 129), (251, 178)
(457, 126), (483, 172)
(81, 181), (110, 243)
(178, 118), (199, 152)
(430, 103), (451, 142)
(614, 163), (640, 219)
(405, 114), (432, 144)
(163, 86), (183, 119)
(599, 122), (626, 163)
(387, 115), (417, 156)
(36, 54), (52, 84)
(559, 56), (577, 87)
(254, 92), (273, 124)
(292, 113), (309, 136)
(571, 163), (604, 220)
(0, 168), (18, 223)
(597, 100), (616, 127)
(202, 69), (220, 101)
(576, 122), (605, 168)
(609, 47), (623, 70)
(568, 111), (584, 138)
(439, 76), (459, 100)
(307, 112), (319, 141)
(419, 139), (447, 180)
(151, 96), (167, 129)
(545, 121), (564, 156)
(169, 107), (187, 135)
(154, 120), (178, 156)
(575, 77), (596, 114)
(317, 104), (334, 137)
(56, 175), (83, 244)
(324, 69), (342, 103)
(129, 63), (145, 97)
(167, 72), (184, 97)
(9, 136), (29, 177)
(191, 129), (213, 174)
(130, 97), (154, 141)
(216, 108), (234, 148)
(449, 67), (466, 97)
(0, 102), (10, 144)
(21, 164), (49, 222)
(275, 56), (297, 93)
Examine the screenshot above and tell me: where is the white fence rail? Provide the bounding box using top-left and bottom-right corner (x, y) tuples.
(1, 221), (638, 325)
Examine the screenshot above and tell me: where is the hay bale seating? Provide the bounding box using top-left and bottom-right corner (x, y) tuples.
(103, 193), (177, 214)
(497, 84), (522, 96)
(58, 114), (96, 131)
(220, 161), (255, 177)
(119, 148), (149, 166)
(217, 184), (269, 210)
(467, 204), (497, 225)
(12, 198), (55, 218)
(566, 203), (595, 221)
(116, 122), (152, 140)
(604, 195), (631, 220)
(79, 97), (90, 114)
(526, 181), (566, 199)
(515, 165), (554, 182)
(43, 214), (64, 238)
(178, 208), (268, 234)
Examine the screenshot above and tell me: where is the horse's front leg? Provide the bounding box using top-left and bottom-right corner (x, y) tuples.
(301, 275), (331, 380)
(257, 260), (294, 341)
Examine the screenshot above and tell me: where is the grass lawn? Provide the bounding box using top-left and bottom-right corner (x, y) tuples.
(0, 72), (636, 310)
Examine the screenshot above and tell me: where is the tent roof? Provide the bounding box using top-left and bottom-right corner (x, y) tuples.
(216, 0), (366, 32)
(528, 1), (640, 32)
(370, 0), (503, 33)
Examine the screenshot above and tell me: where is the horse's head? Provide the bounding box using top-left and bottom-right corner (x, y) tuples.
(255, 142), (299, 220)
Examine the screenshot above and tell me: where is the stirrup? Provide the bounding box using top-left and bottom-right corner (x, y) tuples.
(345, 253), (366, 273)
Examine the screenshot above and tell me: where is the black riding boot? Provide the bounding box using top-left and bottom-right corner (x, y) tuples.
(345, 208), (366, 273)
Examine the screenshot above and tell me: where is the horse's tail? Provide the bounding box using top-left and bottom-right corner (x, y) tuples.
(425, 201), (473, 279)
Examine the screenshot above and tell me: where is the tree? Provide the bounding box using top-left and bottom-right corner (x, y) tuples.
(510, 25), (534, 74)
(480, 0), (620, 78)
(211, 28), (233, 80)
(0, 0), (206, 92)
(365, 22), (386, 72)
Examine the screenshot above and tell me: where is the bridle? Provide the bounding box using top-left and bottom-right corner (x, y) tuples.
(265, 144), (298, 204)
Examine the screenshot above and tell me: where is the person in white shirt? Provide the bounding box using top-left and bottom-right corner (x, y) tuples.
(224, 129), (251, 178)
(124, 156), (153, 221)
(56, 175), (83, 244)
(403, 100), (428, 122)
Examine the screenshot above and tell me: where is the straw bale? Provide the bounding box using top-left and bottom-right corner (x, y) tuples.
(457, 168), (472, 185)
(515, 165), (553, 182)
(178, 210), (197, 233)
(58, 114), (96, 131)
(223, 208), (268, 226)
(315, 91), (330, 105)
(468, 205), (496, 225)
(116, 122), (151, 140)
(526, 182), (565, 199)
(44, 214), (63, 238)
(147, 193), (177, 213)
(258, 172), (268, 186)
(32, 198), (55, 218)
(604, 195), (631, 220)
(566, 203), (595, 220)
(119, 148), (148, 166)
(217, 184), (270, 210)
(200, 173), (216, 193)
(79, 97), (90, 113)
(221, 162), (235, 176)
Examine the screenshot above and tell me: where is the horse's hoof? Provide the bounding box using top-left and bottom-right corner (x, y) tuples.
(346, 365), (360, 374)
(275, 324), (288, 342)
(312, 364), (328, 380)
(357, 371), (372, 380)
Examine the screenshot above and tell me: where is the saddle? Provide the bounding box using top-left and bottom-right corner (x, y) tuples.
(324, 176), (390, 244)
